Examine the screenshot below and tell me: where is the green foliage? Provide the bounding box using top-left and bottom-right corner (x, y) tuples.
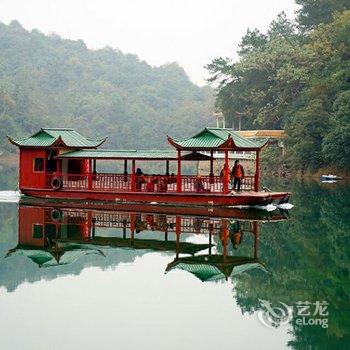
(0, 21), (214, 153)
(296, 0), (350, 28)
(207, 7), (350, 172)
(286, 99), (330, 171)
(207, 12), (309, 130)
(322, 92), (350, 168)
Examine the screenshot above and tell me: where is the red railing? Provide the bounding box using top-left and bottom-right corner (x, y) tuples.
(46, 173), (88, 190)
(45, 173), (255, 192)
(131, 175), (177, 193)
(240, 176), (255, 191)
(93, 173), (131, 191)
(181, 175), (255, 192)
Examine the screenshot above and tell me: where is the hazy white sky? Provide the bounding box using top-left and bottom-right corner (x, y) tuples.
(0, 0), (299, 85)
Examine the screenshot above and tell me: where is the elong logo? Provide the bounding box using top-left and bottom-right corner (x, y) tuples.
(257, 300), (329, 329)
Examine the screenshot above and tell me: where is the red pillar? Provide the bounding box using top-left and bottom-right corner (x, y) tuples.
(209, 150), (214, 184)
(221, 219), (229, 264)
(175, 216), (181, 259)
(255, 150), (260, 192)
(85, 210), (93, 238)
(130, 213), (135, 244)
(223, 149), (229, 194)
(177, 150), (182, 193)
(131, 159), (136, 191)
(88, 159), (92, 190)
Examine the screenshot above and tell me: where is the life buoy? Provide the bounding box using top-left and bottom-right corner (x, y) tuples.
(51, 177), (62, 190)
(51, 208), (63, 221)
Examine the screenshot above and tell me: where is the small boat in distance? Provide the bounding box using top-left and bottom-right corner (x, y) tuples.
(8, 127), (291, 207)
(320, 174), (342, 181)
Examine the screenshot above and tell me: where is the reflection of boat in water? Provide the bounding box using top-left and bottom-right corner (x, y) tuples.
(19, 197), (289, 221)
(6, 244), (105, 268)
(166, 255), (265, 282)
(6, 203), (286, 282)
(166, 220), (264, 281)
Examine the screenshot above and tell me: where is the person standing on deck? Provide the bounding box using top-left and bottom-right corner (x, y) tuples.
(231, 160), (244, 192)
(135, 168), (145, 191)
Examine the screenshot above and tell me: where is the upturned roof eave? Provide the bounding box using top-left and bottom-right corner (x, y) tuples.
(7, 135), (107, 149)
(167, 135), (231, 150)
(167, 134), (267, 151)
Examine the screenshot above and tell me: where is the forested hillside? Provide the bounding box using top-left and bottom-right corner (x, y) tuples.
(0, 21), (214, 154)
(207, 0), (350, 173)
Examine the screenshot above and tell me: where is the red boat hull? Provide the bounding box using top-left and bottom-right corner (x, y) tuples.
(21, 188), (290, 207)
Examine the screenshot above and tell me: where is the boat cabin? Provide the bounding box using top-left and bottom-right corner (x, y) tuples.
(8, 128), (106, 190)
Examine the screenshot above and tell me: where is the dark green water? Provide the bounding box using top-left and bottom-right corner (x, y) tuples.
(0, 168), (349, 350)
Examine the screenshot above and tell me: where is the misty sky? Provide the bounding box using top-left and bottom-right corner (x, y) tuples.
(0, 0), (299, 85)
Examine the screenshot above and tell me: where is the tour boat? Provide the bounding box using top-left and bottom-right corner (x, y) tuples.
(8, 127), (291, 207)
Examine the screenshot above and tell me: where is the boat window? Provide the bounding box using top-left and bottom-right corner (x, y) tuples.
(33, 224), (43, 239)
(68, 159), (83, 174)
(33, 158), (44, 172)
(46, 151), (57, 173)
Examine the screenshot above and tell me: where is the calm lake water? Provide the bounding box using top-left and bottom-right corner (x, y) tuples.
(0, 170), (349, 350)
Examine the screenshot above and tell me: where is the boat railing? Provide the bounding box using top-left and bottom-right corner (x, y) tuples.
(93, 173), (132, 191)
(241, 176), (255, 191)
(181, 175), (255, 192)
(45, 173), (255, 192)
(182, 175), (222, 193)
(46, 173), (88, 190)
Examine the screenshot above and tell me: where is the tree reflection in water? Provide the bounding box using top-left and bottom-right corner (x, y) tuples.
(0, 180), (349, 348)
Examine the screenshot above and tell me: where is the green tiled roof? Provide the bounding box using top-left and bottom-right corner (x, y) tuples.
(168, 127), (267, 150)
(8, 128), (106, 149)
(57, 149), (179, 160)
(56, 149), (216, 160)
(8, 245), (104, 267)
(166, 255), (266, 282)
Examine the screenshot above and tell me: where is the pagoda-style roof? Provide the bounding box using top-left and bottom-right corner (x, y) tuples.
(166, 255), (267, 282)
(167, 127), (268, 151)
(7, 128), (106, 149)
(6, 244), (105, 267)
(56, 149), (214, 161)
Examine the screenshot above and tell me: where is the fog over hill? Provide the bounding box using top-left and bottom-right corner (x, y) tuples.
(0, 20), (214, 153)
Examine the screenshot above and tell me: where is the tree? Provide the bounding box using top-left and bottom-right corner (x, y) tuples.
(206, 12), (308, 130)
(296, 0), (350, 29)
(285, 99), (330, 171)
(207, 9), (350, 172)
(322, 91), (350, 169)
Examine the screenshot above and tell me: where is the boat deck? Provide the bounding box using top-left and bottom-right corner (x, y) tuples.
(45, 173), (257, 193)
